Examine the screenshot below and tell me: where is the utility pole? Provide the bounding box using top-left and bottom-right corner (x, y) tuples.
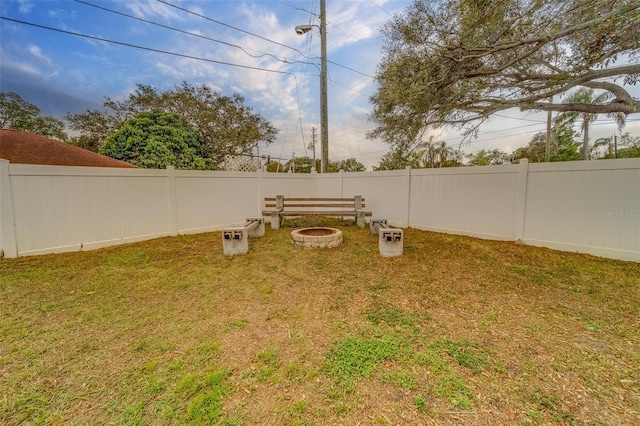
(614, 134), (618, 159)
(308, 127), (317, 172)
(319, 0), (328, 173)
(294, 0), (328, 172)
(294, 0), (328, 173)
(545, 97), (552, 162)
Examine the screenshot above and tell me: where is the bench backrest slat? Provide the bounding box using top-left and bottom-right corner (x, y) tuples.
(282, 203), (358, 208)
(265, 197), (365, 202)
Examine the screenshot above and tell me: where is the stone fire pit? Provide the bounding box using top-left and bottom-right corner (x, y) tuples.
(290, 227), (343, 248)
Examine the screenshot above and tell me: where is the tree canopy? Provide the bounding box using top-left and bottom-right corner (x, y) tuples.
(333, 158), (366, 172)
(374, 137), (463, 170)
(100, 111), (214, 170)
(467, 149), (511, 166)
(67, 82), (278, 167)
(512, 126), (581, 163)
(369, 0), (640, 150)
(268, 157), (366, 173)
(592, 133), (640, 159)
(555, 88), (626, 159)
(0, 92), (67, 141)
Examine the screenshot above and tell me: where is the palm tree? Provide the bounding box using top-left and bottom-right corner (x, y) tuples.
(416, 136), (462, 168)
(555, 88), (625, 160)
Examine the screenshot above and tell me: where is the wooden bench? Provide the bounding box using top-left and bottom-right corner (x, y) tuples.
(262, 195), (372, 229)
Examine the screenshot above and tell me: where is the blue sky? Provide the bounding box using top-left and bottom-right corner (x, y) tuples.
(1, 0), (638, 169)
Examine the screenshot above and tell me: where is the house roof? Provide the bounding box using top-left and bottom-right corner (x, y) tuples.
(0, 129), (138, 168)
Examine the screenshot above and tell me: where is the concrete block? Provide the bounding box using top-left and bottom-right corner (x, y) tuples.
(222, 228), (248, 256)
(379, 229), (403, 257)
(246, 218), (265, 237)
(356, 210), (366, 228)
(271, 211), (281, 229)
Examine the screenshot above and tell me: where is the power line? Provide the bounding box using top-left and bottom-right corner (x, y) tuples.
(328, 61), (374, 79)
(277, 1), (318, 17)
(156, 0), (310, 58)
(157, 0), (374, 78)
(74, 0), (290, 64)
(0, 16), (292, 75)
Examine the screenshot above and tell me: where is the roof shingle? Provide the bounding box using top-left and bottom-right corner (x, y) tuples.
(0, 129), (138, 168)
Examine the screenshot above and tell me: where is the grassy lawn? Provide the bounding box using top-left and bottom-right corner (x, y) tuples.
(1, 218), (639, 425)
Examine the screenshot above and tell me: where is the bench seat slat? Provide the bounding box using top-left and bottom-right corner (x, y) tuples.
(265, 203), (366, 208)
(282, 203), (359, 208)
(262, 210), (372, 217)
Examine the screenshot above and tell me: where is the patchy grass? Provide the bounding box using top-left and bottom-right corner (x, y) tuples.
(1, 218), (639, 425)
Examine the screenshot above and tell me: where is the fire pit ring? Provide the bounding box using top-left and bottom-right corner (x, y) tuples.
(291, 227), (343, 248)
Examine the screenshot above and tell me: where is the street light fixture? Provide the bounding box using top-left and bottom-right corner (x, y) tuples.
(294, 24), (313, 35)
(295, 0), (328, 173)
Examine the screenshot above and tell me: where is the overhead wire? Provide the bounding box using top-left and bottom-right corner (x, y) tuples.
(156, 0), (311, 59)
(74, 0), (291, 63)
(150, 0), (373, 157)
(0, 16), (293, 75)
(1, 13), (312, 161)
(74, 0), (316, 161)
(9, 0), (633, 168)
(157, 0), (374, 78)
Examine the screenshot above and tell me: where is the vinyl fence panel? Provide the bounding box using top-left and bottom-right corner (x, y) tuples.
(1, 159), (638, 262)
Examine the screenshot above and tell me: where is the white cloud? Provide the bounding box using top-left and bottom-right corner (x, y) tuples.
(28, 44), (52, 65)
(0, 55), (41, 77)
(125, 0), (184, 21)
(17, 0), (34, 14)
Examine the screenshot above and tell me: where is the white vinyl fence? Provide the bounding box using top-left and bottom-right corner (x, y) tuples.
(1, 158), (638, 261)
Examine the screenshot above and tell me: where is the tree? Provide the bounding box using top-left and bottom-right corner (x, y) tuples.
(332, 158), (366, 172)
(551, 127), (582, 162)
(416, 137), (464, 168)
(0, 92), (67, 140)
(265, 159), (286, 172)
(467, 149), (511, 166)
(616, 134), (640, 158)
(555, 88), (625, 159)
(67, 82), (278, 166)
(100, 111), (214, 170)
(281, 156), (318, 173)
(373, 138), (463, 170)
(374, 148), (422, 170)
(66, 109), (114, 152)
(512, 126), (581, 163)
(369, 0), (640, 149)
(592, 133), (640, 159)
